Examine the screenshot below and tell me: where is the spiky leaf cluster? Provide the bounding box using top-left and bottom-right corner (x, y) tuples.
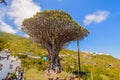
(22, 10), (89, 50)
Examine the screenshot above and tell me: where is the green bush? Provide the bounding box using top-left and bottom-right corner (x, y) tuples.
(11, 72), (16, 79)
(18, 54), (27, 59)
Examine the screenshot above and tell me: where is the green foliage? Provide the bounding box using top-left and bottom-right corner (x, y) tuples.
(11, 73), (16, 79)
(0, 37), (8, 51)
(22, 10), (89, 51)
(18, 54), (27, 59)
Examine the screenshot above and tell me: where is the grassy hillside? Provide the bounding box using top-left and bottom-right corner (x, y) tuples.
(0, 32), (46, 55)
(0, 32), (120, 80)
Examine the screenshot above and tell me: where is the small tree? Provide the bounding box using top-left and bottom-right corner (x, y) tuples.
(22, 10), (89, 73)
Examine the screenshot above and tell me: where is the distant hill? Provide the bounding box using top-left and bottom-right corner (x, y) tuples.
(0, 32), (45, 55)
(0, 32), (120, 79)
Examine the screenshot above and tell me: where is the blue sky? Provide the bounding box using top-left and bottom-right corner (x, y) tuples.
(0, 0), (120, 59)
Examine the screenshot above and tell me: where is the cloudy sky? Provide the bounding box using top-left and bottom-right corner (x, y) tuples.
(0, 0), (120, 59)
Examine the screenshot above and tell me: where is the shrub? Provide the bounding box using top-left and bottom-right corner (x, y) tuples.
(18, 54), (27, 59)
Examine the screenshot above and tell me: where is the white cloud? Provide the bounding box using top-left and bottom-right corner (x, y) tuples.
(0, 10), (17, 34)
(84, 10), (110, 25)
(8, 0), (41, 28)
(0, 8), (5, 21)
(0, 0), (41, 35)
(0, 21), (17, 34)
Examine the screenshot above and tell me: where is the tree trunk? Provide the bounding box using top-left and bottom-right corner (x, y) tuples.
(47, 49), (63, 73)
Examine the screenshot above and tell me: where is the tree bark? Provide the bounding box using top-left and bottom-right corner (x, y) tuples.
(47, 49), (63, 73)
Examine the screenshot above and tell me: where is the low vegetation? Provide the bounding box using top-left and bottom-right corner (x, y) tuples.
(0, 32), (120, 79)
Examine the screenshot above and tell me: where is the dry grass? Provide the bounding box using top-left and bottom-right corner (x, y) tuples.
(24, 69), (48, 80)
(24, 69), (73, 80)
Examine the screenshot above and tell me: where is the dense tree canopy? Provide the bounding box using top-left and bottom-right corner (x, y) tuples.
(22, 10), (89, 73)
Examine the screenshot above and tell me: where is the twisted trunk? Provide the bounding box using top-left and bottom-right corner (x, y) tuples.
(47, 48), (63, 73)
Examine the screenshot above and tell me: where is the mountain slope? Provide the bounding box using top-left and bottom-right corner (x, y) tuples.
(0, 32), (45, 55)
(0, 32), (120, 79)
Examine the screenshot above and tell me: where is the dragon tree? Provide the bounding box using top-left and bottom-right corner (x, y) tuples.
(22, 10), (89, 73)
